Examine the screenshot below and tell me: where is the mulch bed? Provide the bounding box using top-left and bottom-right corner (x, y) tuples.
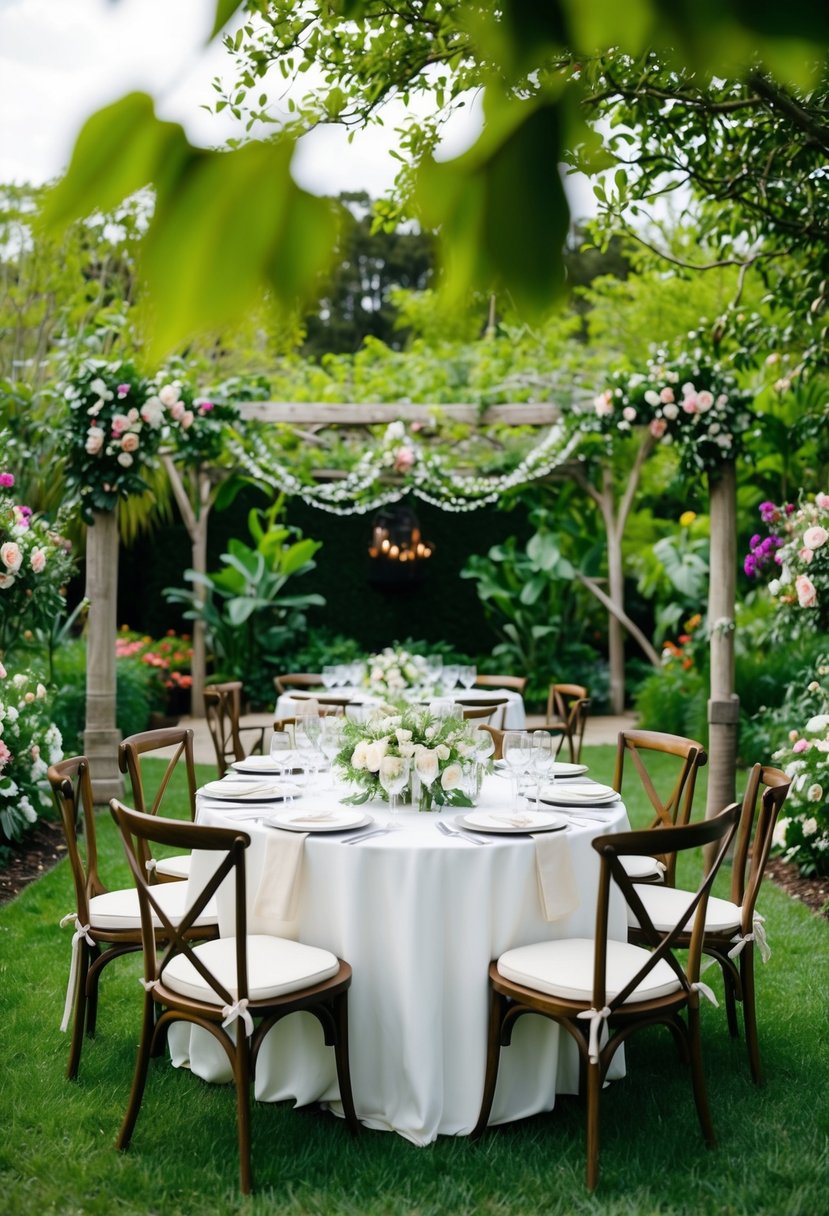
(1, 821), (827, 917)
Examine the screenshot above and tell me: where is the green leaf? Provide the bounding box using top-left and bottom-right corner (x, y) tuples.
(210, 0), (245, 40)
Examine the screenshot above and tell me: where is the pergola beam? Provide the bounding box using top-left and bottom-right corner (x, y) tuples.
(236, 402), (562, 426)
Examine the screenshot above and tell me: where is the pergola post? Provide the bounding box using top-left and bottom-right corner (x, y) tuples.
(706, 461), (739, 817)
(83, 508), (123, 804)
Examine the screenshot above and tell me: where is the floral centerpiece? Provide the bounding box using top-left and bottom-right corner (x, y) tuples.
(335, 704), (482, 811)
(744, 493), (829, 632)
(0, 470), (75, 659)
(771, 658), (829, 877)
(365, 646), (429, 697)
(0, 668), (63, 843)
(585, 347), (754, 475)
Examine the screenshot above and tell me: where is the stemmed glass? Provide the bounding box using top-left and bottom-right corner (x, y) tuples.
(321, 665), (338, 690)
(441, 664), (460, 692)
(425, 655), (443, 691)
(530, 730), (557, 808)
(319, 716), (345, 789)
(379, 754), (410, 813)
(459, 664), (477, 690)
(502, 730), (532, 808)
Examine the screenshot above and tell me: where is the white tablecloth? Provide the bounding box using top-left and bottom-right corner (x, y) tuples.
(275, 686), (526, 731)
(170, 776), (628, 1145)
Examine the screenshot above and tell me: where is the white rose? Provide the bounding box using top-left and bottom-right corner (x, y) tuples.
(20, 796), (37, 823)
(364, 738), (389, 772)
(399, 742), (416, 759)
(351, 740), (370, 770)
(158, 383), (181, 407)
(435, 744), (450, 761)
(0, 542), (22, 573)
(89, 377), (113, 400)
(415, 747), (439, 785)
(141, 397), (164, 427)
(802, 817), (818, 837)
(805, 714), (829, 734)
(117, 452), (134, 467)
(0, 574), (15, 590)
(396, 728), (413, 745)
(771, 818), (789, 848)
(806, 785), (823, 803)
(662, 402), (679, 420)
(644, 390), (660, 406)
(440, 763), (462, 791)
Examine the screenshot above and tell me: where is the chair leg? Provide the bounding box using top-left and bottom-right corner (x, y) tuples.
(85, 944), (103, 1038)
(687, 1004), (716, 1148)
(116, 993), (155, 1152)
(66, 944), (90, 1080)
(234, 1032), (253, 1195)
(722, 965), (740, 1039)
(333, 993), (360, 1136)
(470, 988), (505, 1139)
(740, 947), (764, 1086)
(585, 1059), (601, 1192)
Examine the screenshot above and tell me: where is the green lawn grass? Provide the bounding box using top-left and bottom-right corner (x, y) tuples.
(0, 751), (826, 1214)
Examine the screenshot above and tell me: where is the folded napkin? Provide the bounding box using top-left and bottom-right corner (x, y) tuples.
(534, 832), (579, 922)
(251, 828), (308, 923)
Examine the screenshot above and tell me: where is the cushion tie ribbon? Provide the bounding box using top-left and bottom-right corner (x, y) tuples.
(221, 997), (254, 1038)
(59, 913), (95, 1033)
(728, 913), (770, 963)
(691, 980), (719, 1008)
(577, 1005), (611, 1063)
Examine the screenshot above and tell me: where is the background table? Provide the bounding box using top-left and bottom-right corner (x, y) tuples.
(275, 686), (526, 731)
(171, 776), (628, 1145)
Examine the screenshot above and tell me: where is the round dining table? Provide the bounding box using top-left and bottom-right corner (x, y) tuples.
(274, 686), (527, 731)
(169, 773), (629, 1145)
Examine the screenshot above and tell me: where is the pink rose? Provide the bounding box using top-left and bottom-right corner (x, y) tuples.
(0, 574), (14, 589)
(0, 541), (22, 572)
(815, 492), (829, 509)
(0, 739), (10, 769)
(696, 390), (714, 411)
(30, 547), (46, 574)
(0, 472), (14, 488)
(117, 383), (131, 397)
(393, 447), (415, 473)
(795, 574), (817, 608)
(85, 426), (105, 455)
(111, 413), (131, 437)
(803, 525), (828, 551)
(121, 433), (140, 453)
(799, 548), (814, 564)
(0, 662), (6, 678)
(659, 387), (675, 404)
(170, 402), (185, 421)
(649, 418), (667, 438)
(792, 738), (810, 753)
(593, 390), (614, 417)
(197, 400), (214, 413)
(681, 395), (698, 414)
(622, 406), (637, 422)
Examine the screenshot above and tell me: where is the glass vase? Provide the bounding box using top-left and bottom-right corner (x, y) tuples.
(409, 768), (436, 812)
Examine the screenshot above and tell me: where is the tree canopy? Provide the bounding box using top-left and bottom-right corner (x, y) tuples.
(40, 1), (829, 362)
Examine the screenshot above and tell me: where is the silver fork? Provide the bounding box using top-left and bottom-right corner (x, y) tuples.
(436, 820), (490, 845)
(342, 826), (396, 845)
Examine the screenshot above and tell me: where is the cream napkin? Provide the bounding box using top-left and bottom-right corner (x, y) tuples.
(251, 828), (308, 923)
(534, 832), (579, 922)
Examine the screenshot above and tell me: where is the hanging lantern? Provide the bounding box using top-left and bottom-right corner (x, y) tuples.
(367, 504), (434, 585)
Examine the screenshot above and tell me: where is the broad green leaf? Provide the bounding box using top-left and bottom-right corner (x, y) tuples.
(210, 0), (245, 40)
(226, 597), (257, 626)
(519, 575), (547, 605)
(526, 530), (561, 571)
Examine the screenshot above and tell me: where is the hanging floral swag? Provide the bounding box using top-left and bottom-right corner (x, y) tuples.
(62, 360), (240, 523)
(584, 348), (755, 475)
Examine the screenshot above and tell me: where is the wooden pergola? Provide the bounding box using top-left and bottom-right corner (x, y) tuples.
(84, 400), (737, 821)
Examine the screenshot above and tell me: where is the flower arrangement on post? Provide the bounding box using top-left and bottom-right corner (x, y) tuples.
(365, 646), (429, 697)
(585, 347), (754, 475)
(0, 469), (75, 660)
(771, 658), (829, 877)
(745, 493), (829, 632)
(0, 668), (64, 843)
(335, 704), (482, 811)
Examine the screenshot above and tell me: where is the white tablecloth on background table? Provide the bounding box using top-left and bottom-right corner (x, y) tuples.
(275, 686), (526, 731)
(169, 775), (628, 1145)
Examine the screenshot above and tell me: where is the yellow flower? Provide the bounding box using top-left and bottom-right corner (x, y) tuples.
(679, 510), (697, 527)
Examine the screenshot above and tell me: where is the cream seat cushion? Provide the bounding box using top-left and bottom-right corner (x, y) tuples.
(162, 935), (340, 1004)
(497, 937), (682, 1003)
(154, 854), (191, 880)
(88, 884), (218, 931)
(620, 855), (664, 879)
(628, 884), (741, 934)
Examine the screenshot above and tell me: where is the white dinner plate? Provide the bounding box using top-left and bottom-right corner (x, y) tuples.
(539, 781), (619, 808)
(201, 780), (299, 803)
(264, 808), (373, 833)
(550, 762), (589, 778)
(231, 757), (285, 776)
(459, 809), (567, 834)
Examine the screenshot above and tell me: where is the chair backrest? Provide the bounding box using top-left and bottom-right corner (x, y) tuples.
(203, 682), (251, 774)
(592, 804), (740, 1013)
(475, 674), (527, 694)
(119, 727), (198, 821)
(110, 801), (250, 1003)
(729, 764), (791, 921)
(48, 756), (106, 919)
(546, 683), (591, 762)
(274, 673), (323, 696)
(273, 708), (340, 733)
(612, 729), (708, 884)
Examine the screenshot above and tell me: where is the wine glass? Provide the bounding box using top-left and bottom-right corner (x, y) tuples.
(530, 730), (557, 808)
(321, 665), (338, 690)
(459, 664), (477, 690)
(319, 717), (345, 788)
(441, 664), (459, 691)
(269, 729), (293, 774)
(379, 754), (410, 813)
(502, 730), (532, 807)
(425, 654), (443, 688)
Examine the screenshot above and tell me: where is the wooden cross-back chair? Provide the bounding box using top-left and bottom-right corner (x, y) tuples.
(476, 724), (505, 759)
(471, 804), (740, 1191)
(118, 726), (198, 882)
(546, 683), (591, 763)
(273, 672), (323, 696)
(629, 763), (791, 1083)
(612, 729), (708, 885)
(474, 674), (527, 695)
(47, 757), (217, 1081)
(203, 681), (267, 777)
(109, 801), (359, 1194)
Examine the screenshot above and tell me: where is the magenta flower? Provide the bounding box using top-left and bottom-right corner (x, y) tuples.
(198, 400), (214, 413)
(117, 384), (131, 398)
(0, 473), (15, 488)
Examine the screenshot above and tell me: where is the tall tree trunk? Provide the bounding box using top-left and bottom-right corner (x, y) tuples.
(83, 509), (123, 804)
(706, 462), (739, 818)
